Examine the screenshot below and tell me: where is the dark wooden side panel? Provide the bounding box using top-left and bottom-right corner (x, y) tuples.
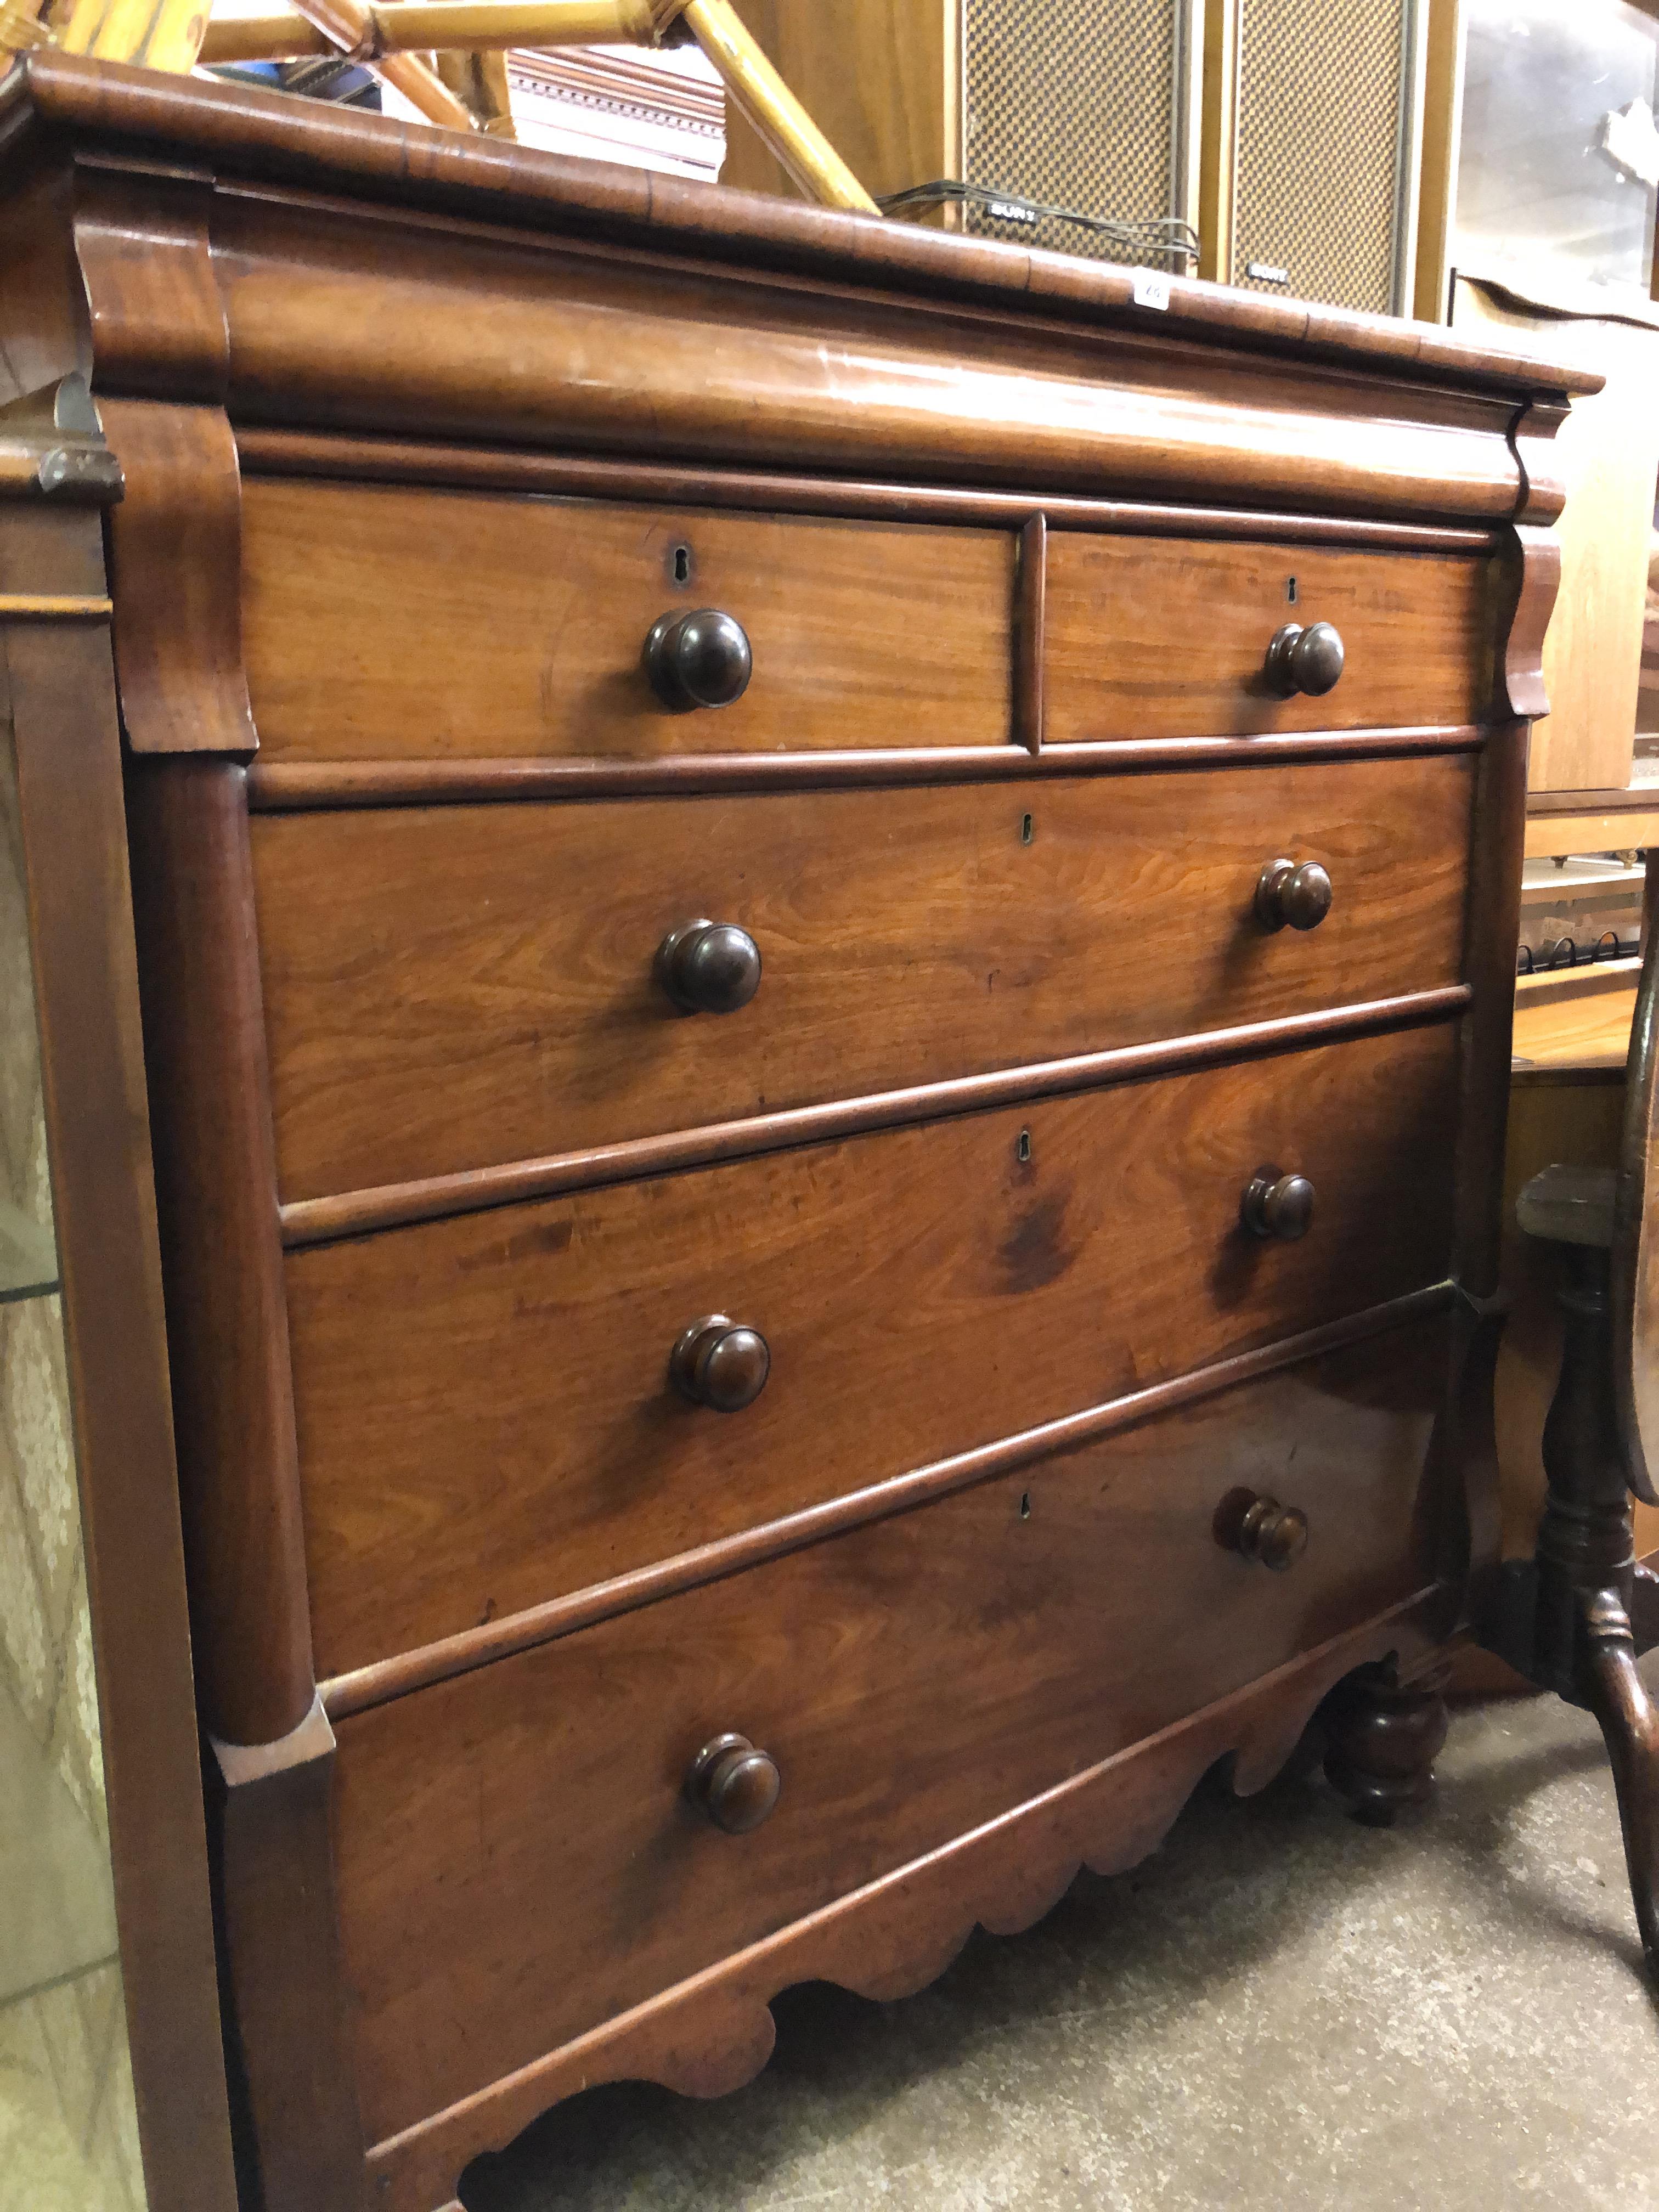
(1045, 537), (1497, 740)
(240, 479), (1017, 759)
(289, 1020), (1460, 1677)
(332, 1316), (1448, 2146)
(2, 605), (239, 2207)
(252, 753), (1477, 1203)
(124, 757), (316, 1747)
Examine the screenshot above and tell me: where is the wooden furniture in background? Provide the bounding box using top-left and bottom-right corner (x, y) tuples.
(717, 0), (965, 222)
(1450, 274), (1659, 798)
(0, 49), (1598, 2212)
(0, 382), (238, 2207)
(1486, 910), (1659, 1965)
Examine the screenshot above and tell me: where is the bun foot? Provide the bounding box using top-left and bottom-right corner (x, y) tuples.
(1322, 1667), (1449, 1829)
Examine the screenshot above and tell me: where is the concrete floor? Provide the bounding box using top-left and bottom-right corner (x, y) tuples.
(464, 1685), (1659, 2212)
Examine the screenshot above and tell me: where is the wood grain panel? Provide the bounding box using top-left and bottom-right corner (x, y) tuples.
(236, 429), (1508, 550)
(253, 755), (1476, 1201)
(719, 0), (956, 210)
(333, 1316), (1447, 2143)
(1045, 536), (1497, 740)
(366, 1595), (1443, 2209)
(287, 1023), (1460, 1677)
(240, 479), (1014, 759)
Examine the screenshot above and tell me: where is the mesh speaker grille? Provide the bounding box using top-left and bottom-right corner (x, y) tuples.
(1233, 0), (1409, 313)
(964, 0), (1183, 266)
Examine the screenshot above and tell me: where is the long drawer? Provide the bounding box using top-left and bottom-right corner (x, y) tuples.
(253, 754), (1475, 1200)
(332, 1315), (1447, 2145)
(288, 1020), (1459, 1678)
(1044, 535), (1497, 740)
(240, 480), (1016, 759)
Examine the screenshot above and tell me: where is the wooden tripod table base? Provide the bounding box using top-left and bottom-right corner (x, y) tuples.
(1491, 1171), (1659, 1976)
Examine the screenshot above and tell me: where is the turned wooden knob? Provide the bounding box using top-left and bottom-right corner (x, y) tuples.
(655, 919), (762, 1015)
(644, 608), (753, 710)
(1241, 1167), (1315, 1241)
(1254, 857), (1333, 932)
(670, 1314), (770, 1411)
(1215, 1486), (1310, 1571)
(686, 1733), (781, 1833)
(1264, 619), (1345, 697)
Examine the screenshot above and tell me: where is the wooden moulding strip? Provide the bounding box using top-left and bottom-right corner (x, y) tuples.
(1525, 811), (1659, 861)
(233, 428), (1506, 552)
(1514, 956), (1641, 1011)
(280, 983), (1472, 1250)
(247, 727), (1489, 814)
(1013, 514), (1045, 753)
(320, 1282), (1456, 1720)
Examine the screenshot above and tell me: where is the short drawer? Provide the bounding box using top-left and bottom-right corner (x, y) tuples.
(254, 753), (1475, 1200)
(332, 1314), (1446, 2143)
(1043, 535), (1497, 740)
(288, 1020), (1459, 1678)
(240, 479), (1015, 759)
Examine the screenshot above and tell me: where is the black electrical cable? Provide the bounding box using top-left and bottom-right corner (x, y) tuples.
(877, 178), (1200, 268)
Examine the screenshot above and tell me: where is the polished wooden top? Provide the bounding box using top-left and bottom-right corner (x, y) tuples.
(0, 52), (1601, 404)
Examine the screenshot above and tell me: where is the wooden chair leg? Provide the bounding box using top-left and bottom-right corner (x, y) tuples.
(1581, 1585), (1659, 1973)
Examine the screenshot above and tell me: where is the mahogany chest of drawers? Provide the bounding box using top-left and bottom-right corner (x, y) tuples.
(0, 53), (1596, 2212)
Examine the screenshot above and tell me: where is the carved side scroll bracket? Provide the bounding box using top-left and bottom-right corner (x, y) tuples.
(1495, 522), (1562, 726)
(72, 156), (229, 403)
(100, 396), (258, 753)
(1492, 393), (1573, 725)
(64, 156), (259, 753)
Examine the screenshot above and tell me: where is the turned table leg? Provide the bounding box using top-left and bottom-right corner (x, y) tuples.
(1323, 1667), (1449, 1829)
(1581, 1587), (1659, 1972)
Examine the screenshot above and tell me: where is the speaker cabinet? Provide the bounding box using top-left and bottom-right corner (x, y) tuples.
(961, 0), (1201, 266)
(1202, 0), (1428, 314)
(723, 1), (1440, 315)
(721, 1), (1201, 271)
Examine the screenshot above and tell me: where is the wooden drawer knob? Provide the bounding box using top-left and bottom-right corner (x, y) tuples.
(645, 608), (753, 710)
(671, 1314), (770, 1411)
(655, 919), (762, 1015)
(1254, 857), (1333, 933)
(686, 1733), (781, 1833)
(1264, 619), (1344, 697)
(1215, 1487), (1310, 1571)
(1241, 1167), (1314, 1242)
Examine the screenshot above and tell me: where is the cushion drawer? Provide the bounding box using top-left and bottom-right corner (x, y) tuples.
(288, 1021), (1459, 1678)
(332, 1314), (1446, 2143)
(254, 754), (1475, 1201)
(240, 480), (1015, 759)
(1043, 535), (1497, 740)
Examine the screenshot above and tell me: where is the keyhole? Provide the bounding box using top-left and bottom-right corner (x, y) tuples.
(672, 543), (692, 586)
(1019, 1491), (1032, 1520)
(1017, 1128), (1031, 1164)
(1020, 812), (1034, 845)
(1286, 575), (1298, 605)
